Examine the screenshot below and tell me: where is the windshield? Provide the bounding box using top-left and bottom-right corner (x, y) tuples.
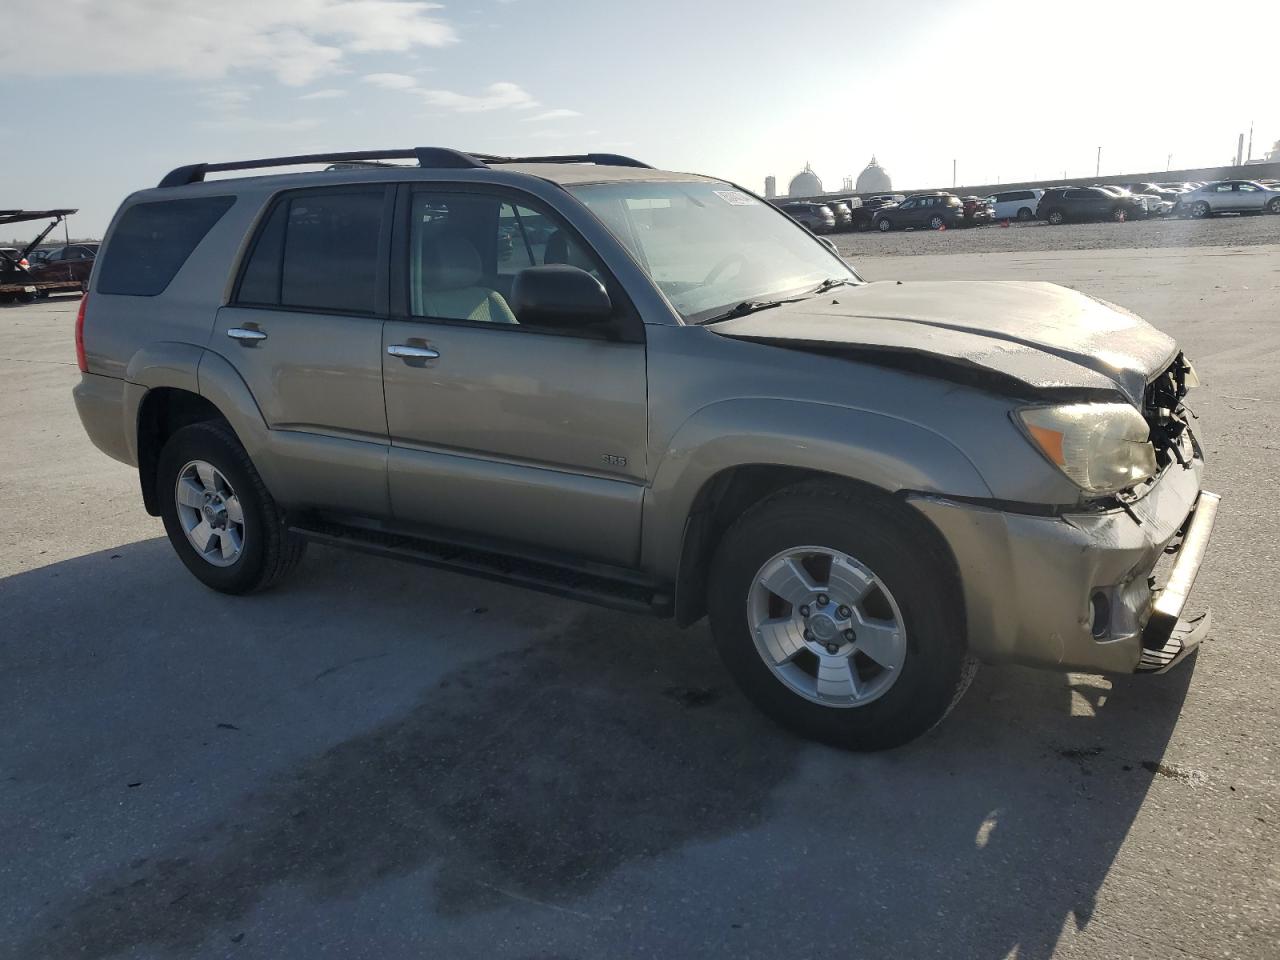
(567, 180), (859, 324)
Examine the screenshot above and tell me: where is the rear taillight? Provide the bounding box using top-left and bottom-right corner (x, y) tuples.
(75, 294), (88, 372)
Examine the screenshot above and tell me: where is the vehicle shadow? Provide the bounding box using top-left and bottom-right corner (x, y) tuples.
(3, 539), (1193, 959)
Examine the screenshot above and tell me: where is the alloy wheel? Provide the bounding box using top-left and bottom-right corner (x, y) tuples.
(747, 546), (907, 708)
(174, 459), (245, 567)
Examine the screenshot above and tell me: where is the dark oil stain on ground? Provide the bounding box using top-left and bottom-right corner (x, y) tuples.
(26, 610), (801, 959)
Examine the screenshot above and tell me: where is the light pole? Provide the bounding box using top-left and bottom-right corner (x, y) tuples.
(1096, 146), (1101, 178)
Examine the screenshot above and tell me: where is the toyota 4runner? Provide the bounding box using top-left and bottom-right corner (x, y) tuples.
(73, 148), (1218, 750)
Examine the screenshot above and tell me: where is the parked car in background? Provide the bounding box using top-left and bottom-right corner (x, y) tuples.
(25, 243), (97, 289)
(1098, 186), (1159, 218)
(847, 196), (896, 231)
(1036, 186), (1143, 224)
(824, 199), (855, 231)
(986, 189), (1043, 222)
(1, 247), (30, 271)
(960, 196), (994, 226)
(777, 201), (837, 233)
(1174, 180), (1280, 218)
(872, 192), (965, 231)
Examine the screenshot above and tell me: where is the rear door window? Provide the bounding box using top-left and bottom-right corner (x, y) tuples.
(97, 196), (235, 296)
(236, 188), (384, 314)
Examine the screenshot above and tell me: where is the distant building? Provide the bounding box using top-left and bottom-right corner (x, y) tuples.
(788, 162), (823, 197)
(855, 156), (892, 194)
(764, 176), (777, 199)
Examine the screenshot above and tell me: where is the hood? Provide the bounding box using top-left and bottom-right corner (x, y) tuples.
(710, 280), (1178, 405)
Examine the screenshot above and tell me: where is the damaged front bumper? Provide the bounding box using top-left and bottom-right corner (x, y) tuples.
(908, 455), (1218, 675)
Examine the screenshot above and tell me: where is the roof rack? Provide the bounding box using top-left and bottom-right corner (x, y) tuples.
(158, 148), (652, 188)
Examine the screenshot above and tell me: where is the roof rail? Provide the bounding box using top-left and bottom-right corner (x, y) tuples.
(477, 153), (653, 169)
(157, 147), (652, 187)
(157, 148), (486, 188)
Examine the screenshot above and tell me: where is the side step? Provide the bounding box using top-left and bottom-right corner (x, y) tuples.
(289, 518), (672, 617)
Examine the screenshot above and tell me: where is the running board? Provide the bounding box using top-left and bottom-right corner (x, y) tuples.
(288, 519), (672, 617)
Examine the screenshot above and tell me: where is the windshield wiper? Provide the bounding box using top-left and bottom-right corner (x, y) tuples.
(811, 277), (856, 294)
(695, 299), (791, 326)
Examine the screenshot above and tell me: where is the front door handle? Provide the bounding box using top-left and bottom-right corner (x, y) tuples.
(387, 344), (440, 360)
(227, 327), (268, 342)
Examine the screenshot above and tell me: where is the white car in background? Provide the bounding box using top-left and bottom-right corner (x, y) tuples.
(1177, 180), (1280, 218)
(985, 188), (1043, 222)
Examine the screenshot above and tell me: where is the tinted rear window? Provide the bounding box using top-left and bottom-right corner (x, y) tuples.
(97, 197), (235, 296)
(235, 189), (383, 314)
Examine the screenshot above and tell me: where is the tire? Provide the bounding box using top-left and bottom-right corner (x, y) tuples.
(1268, 198), (1280, 214)
(877, 217), (893, 232)
(1047, 209), (1065, 225)
(1016, 207), (1033, 222)
(1111, 206), (1127, 223)
(157, 421), (305, 594)
(707, 482), (976, 751)
(1191, 201), (1211, 219)
(929, 215), (946, 230)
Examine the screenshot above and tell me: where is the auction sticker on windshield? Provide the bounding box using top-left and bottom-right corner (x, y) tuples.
(714, 190), (758, 205)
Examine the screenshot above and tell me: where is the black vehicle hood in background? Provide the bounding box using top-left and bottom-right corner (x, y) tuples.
(710, 280), (1178, 404)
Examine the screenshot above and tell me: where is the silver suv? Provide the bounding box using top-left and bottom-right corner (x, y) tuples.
(73, 147), (1218, 750)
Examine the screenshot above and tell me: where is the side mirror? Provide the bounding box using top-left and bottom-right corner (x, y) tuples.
(511, 265), (613, 330)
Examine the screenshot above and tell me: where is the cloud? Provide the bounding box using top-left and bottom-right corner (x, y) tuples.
(0, 0), (457, 86)
(522, 109), (580, 122)
(202, 87), (257, 112)
(195, 117), (324, 132)
(298, 88), (347, 100)
(417, 82), (537, 112)
(361, 72), (419, 90)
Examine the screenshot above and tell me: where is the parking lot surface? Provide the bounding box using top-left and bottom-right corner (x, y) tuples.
(834, 210), (1280, 257)
(3, 232), (1279, 959)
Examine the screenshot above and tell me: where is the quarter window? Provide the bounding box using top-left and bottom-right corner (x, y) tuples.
(98, 196), (235, 296)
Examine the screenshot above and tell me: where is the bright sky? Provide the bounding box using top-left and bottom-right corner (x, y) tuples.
(1, 0), (1275, 240)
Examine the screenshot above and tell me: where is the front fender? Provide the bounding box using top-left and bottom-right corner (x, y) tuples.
(641, 397), (994, 579)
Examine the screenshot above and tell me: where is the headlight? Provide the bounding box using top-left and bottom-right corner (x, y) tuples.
(1016, 403), (1157, 495)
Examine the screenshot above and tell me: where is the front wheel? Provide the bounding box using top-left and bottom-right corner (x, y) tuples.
(929, 214), (946, 230)
(876, 217), (893, 232)
(1016, 207), (1034, 221)
(1268, 198), (1280, 214)
(1190, 201), (1211, 219)
(708, 483), (976, 751)
(157, 421), (305, 594)
(1111, 206), (1128, 223)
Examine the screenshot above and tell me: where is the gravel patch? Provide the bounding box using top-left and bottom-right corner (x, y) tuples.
(832, 212), (1280, 258)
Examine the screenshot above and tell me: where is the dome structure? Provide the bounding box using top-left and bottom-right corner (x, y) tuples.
(788, 162), (823, 197)
(855, 156), (892, 194)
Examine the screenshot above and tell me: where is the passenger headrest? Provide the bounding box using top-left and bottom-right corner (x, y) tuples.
(421, 235), (482, 290)
(544, 230), (595, 271)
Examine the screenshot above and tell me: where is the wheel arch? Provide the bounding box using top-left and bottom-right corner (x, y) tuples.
(135, 387), (234, 515)
(644, 399), (990, 626)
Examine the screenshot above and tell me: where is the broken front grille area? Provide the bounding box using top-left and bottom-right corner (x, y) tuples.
(1144, 354), (1195, 469)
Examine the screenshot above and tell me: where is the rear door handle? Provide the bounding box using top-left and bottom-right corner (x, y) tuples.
(227, 327), (267, 342)
(387, 344), (440, 360)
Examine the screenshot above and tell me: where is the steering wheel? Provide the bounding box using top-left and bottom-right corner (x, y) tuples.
(702, 252), (750, 287)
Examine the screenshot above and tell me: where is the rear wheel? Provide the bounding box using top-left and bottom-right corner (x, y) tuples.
(877, 217), (893, 232)
(1016, 207), (1034, 221)
(708, 483), (975, 751)
(1111, 206), (1128, 223)
(157, 421), (305, 594)
(1047, 209), (1065, 225)
(1191, 201), (1211, 219)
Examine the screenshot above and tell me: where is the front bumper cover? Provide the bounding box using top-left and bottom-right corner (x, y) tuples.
(908, 458), (1217, 675)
